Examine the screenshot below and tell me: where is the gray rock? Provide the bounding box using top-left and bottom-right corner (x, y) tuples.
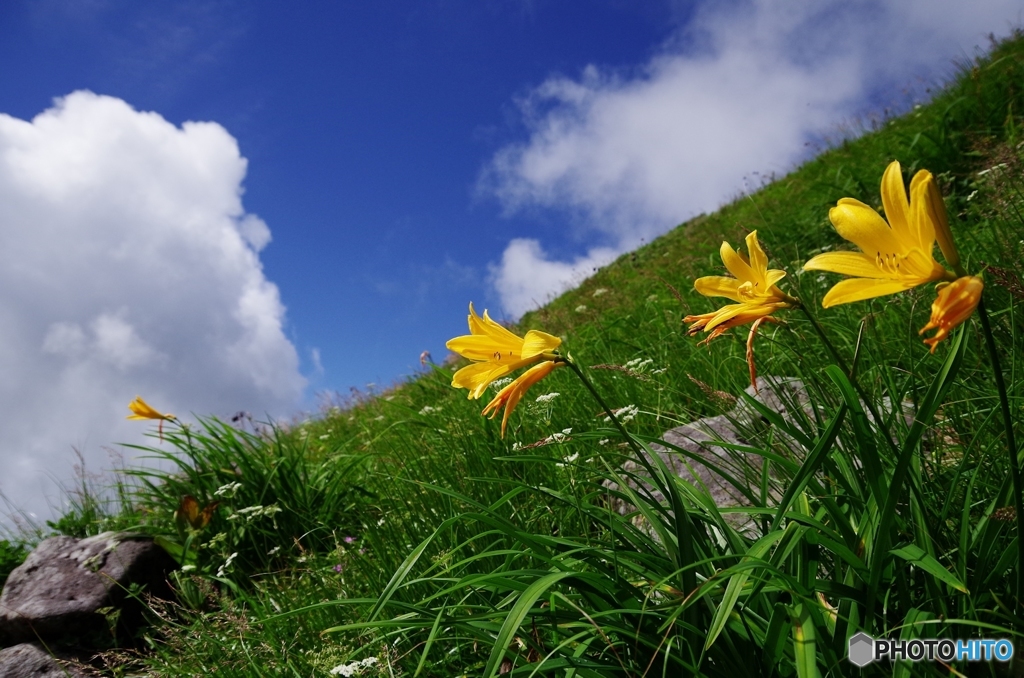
(0, 532), (176, 647)
(607, 376), (915, 536)
(608, 377), (797, 535)
(0, 643), (89, 677)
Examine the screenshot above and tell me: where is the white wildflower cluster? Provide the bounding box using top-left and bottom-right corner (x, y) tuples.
(227, 504), (283, 524)
(624, 357), (653, 373)
(592, 288), (608, 297)
(319, 434), (331, 440)
(216, 552), (238, 577)
(574, 305), (587, 313)
(534, 392), (560, 404)
(374, 415), (385, 421)
(511, 441), (524, 451)
(598, 439), (610, 446)
(330, 657), (379, 676)
(214, 482), (242, 498)
(490, 376), (514, 391)
(605, 405), (639, 424)
(418, 405), (438, 415)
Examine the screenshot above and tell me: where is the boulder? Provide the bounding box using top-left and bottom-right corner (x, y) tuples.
(607, 376), (916, 536)
(0, 643), (89, 677)
(0, 532), (176, 648)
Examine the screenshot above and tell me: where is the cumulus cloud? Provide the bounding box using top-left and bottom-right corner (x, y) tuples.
(482, 0), (1023, 316)
(0, 91), (305, 526)
(488, 239), (618, 318)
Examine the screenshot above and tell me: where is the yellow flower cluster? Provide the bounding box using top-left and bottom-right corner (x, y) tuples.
(444, 160), (984, 433)
(687, 160), (981, 358)
(445, 303), (563, 437)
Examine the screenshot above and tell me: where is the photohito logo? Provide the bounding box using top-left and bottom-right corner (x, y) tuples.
(848, 632), (1014, 667)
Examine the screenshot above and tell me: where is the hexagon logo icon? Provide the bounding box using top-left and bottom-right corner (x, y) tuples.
(848, 632), (875, 667)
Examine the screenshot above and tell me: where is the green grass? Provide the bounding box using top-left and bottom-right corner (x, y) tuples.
(17, 30), (1024, 677)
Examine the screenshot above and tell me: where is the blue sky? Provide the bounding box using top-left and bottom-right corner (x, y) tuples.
(0, 0), (1020, 524)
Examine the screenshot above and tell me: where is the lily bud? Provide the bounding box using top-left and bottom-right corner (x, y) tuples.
(919, 276), (983, 352)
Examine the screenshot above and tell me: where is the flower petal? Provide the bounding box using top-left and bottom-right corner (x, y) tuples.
(451, 357), (535, 399)
(828, 199), (903, 257)
(482, 361), (561, 437)
(720, 240), (756, 283)
(908, 170), (938, 252)
(694, 275), (744, 301)
(880, 160), (911, 238)
(521, 330), (561, 359)
(821, 278), (917, 308)
(803, 251), (886, 278)
(745, 231), (768, 282)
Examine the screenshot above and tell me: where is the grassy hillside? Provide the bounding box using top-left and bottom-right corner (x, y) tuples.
(9, 30), (1024, 677)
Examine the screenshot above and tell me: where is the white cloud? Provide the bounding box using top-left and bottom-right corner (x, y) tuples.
(0, 91), (306, 527)
(482, 0), (1023, 316)
(488, 239), (618, 318)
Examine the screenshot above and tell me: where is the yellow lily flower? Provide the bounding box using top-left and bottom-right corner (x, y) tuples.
(919, 275), (983, 352)
(803, 160), (953, 307)
(446, 303), (561, 399)
(481, 360), (562, 437)
(127, 396), (176, 421)
(684, 230), (795, 344)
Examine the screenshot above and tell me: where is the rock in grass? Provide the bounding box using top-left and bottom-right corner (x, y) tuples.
(0, 643), (89, 677)
(0, 532), (176, 648)
(606, 376), (814, 535)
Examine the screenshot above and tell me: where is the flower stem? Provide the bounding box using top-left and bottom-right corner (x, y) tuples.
(562, 358), (698, 598)
(797, 304), (898, 453)
(976, 296), (1024, 613)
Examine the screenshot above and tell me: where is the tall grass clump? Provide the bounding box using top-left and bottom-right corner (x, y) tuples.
(27, 30), (1024, 678)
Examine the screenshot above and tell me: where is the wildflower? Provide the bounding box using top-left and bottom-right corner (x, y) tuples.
(214, 482), (242, 498)
(127, 395), (176, 440)
(919, 276), (983, 352)
(575, 305), (587, 313)
(333, 564), (343, 573)
(343, 536), (356, 544)
(482, 360), (562, 437)
(330, 658), (379, 677)
(592, 287), (608, 297)
(803, 160), (953, 307)
(126, 396), (176, 421)
(174, 495), (219, 531)
(216, 552), (238, 577)
(684, 230), (795, 344)
(446, 303), (561, 399)
(535, 392), (560, 404)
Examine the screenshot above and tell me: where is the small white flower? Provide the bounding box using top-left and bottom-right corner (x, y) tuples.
(592, 288), (608, 297)
(419, 405), (437, 415)
(267, 546), (281, 556)
(490, 376), (514, 390)
(624, 358), (653, 372)
(216, 552), (238, 577)
(330, 657), (379, 677)
(374, 415), (385, 421)
(598, 438), (610, 446)
(214, 482), (242, 498)
(575, 305), (587, 313)
(181, 564), (196, 573)
(511, 441), (524, 451)
(535, 392), (560, 404)
(605, 405), (639, 424)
